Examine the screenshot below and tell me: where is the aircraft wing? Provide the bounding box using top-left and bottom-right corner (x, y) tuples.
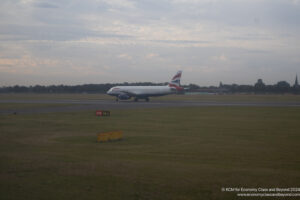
(120, 90), (138, 97)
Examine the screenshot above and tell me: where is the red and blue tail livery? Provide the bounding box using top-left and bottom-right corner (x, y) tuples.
(169, 70), (183, 91)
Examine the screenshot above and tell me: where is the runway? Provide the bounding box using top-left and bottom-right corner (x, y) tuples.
(1, 99), (300, 114)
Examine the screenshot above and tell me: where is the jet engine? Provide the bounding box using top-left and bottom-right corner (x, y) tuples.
(118, 94), (131, 100)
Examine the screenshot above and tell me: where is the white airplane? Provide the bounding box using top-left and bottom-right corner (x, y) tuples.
(107, 71), (183, 102)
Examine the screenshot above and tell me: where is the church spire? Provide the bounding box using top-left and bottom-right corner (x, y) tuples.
(294, 74), (299, 88)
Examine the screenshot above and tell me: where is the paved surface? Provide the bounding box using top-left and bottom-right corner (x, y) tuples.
(1, 99), (300, 114)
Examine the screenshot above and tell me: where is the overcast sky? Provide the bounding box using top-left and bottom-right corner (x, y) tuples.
(0, 0), (300, 86)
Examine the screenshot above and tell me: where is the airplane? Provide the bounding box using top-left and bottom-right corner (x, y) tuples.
(106, 71), (183, 102)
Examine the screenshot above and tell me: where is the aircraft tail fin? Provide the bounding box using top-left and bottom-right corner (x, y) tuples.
(168, 71), (183, 91)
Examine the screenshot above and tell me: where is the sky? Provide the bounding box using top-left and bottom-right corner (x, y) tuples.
(0, 0), (300, 86)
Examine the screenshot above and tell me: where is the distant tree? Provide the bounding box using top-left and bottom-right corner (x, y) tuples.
(254, 79), (266, 93)
(275, 81), (290, 93)
(188, 84), (200, 90)
(230, 84), (239, 93)
(237, 85), (254, 93)
(264, 85), (274, 93)
(12, 85), (28, 93)
(219, 82), (223, 88)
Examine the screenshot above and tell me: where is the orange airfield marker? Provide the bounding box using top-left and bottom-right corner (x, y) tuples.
(97, 131), (123, 142)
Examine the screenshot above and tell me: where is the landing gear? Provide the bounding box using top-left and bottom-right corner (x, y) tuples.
(134, 97), (149, 102)
(116, 98), (119, 102)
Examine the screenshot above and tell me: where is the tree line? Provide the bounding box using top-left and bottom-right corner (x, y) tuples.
(0, 82), (166, 94)
(0, 79), (299, 94)
(189, 79), (299, 94)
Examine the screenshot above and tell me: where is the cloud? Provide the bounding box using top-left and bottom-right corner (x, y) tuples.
(34, 2), (59, 9)
(118, 53), (132, 60)
(0, 0), (299, 86)
(211, 54), (228, 62)
(145, 53), (159, 59)
(0, 23), (133, 42)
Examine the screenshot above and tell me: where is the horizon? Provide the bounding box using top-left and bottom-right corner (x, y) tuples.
(1, 0), (300, 86)
(1, 75), (298, 88)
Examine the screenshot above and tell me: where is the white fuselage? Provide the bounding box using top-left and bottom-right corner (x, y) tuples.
(107, 85), (175, 98)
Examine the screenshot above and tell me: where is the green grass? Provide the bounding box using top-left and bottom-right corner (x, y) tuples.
(1, 107), (300, 200)
(0, 103), (72, 110)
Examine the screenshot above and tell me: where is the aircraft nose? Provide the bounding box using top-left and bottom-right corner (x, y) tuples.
(107, 88), (112, 95)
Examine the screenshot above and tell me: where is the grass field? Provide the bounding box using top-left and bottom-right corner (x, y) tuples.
(1, 105), (300, 199)
(0, 103), (72, 111)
